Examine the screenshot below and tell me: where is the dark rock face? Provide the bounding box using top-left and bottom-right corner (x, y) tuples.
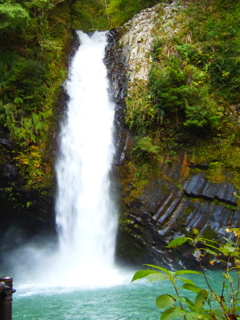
(105, 29), (126, 128)
(0, 179), (57, 267)
(183, 173), (238, 206)
(116, 156), (240, 269)
(106, 12), (240, 269)
(104, 29), (131, 166)
(0, 124), (56, 254)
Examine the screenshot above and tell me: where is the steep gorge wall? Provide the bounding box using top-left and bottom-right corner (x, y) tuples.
(115, 1), (240, 269)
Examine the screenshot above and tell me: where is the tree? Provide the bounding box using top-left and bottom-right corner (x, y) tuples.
(0, 1), (30, 31)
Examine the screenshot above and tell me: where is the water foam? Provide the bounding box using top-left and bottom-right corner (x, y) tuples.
(2, 31), (132, 291)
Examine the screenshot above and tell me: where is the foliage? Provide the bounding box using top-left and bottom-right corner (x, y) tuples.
(149, 38), (227, 131)
(122, 0), (240, 200)
(187, 133), (240, 188)
(71, 0), (108, 31)
(134, 136), (162, 160)
(14, 145), (52, 188)
(0, 1), (30, 31)
(132, 228), (240, 319)
(71, 0), (160, 31)
(126, 0), (240, 136)
(106, 0), (160, 28)
(0, 0), (72, 189)
(119, 160), (150, 205)
(125, 82), (155, 135)
(186, 0), (240, 104)
(0, 0), (164, 192)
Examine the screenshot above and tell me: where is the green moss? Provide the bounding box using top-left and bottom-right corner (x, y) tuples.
(182, 203), (195, 217)
(202, 225), (218, 241)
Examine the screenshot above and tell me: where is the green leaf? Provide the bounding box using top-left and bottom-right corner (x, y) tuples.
(199, 243), (224, 255)
(175, 270), (202, 276)
(160, 307), (186, 320)
(182, 283), (204, 294)
(192, 228), (199, 235)
(197, 238), (218, 245)
(201, 247), (218, 255)
(185, 312), (204, 320)
(166, 237), (193, 248)
(144, 264), (172, 275)
(184, 297), (194, 307)
(178, 277), (194, 285)
(223, 237), (236, 246)
(148, 273), (167, 282)
(194, 290), (208, 312)
(26, 201), (32, 208)
(167, 294), (194, 307)
(131, 269), (159, 282)
(14, 97), (23, 104)
(156, 294), (176, 309)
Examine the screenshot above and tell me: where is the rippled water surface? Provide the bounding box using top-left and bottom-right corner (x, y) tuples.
(12, 271), (230, 320)
(13, 282), (164, 320)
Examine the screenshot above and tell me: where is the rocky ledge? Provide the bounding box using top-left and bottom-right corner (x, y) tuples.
(117, 157), (240, 270)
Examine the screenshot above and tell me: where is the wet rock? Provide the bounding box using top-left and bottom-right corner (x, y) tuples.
(0, 138), (12, 149)
(183, 174), (238, 206)
(2, 163), (18, 180)
(224, 183), (235, 202)
(191, 173), (206, 196)
(117, 154), (240, 269)
(104, 29), (130, 166)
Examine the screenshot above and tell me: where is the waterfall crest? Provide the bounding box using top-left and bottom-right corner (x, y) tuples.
(54, 31), (118, 286)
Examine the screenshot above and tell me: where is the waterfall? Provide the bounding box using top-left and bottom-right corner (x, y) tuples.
(54, 31), (119, 286)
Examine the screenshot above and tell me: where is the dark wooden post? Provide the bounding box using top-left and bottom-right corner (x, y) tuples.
(0, 276), (16, 320)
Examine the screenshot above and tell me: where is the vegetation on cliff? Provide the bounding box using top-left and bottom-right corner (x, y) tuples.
(123, 0), (240, 206)
(0, 0), (158, 197)
(0, 0), (73, 192)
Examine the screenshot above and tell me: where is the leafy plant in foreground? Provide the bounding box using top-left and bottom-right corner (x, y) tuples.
(132, 228), (240, 320)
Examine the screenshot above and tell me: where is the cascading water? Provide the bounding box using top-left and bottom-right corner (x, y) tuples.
(3, 30), (128, 292)
(54, 31), (119, 286)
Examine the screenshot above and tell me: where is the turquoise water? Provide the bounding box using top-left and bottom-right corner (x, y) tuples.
(13, 282), (164, 320)
(12, 270), (234, 320)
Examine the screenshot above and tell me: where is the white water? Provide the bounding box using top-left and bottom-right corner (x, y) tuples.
(4, 31), (130, 289)
(53, 31), (121, 286)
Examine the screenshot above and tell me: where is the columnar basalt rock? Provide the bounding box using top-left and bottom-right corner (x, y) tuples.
(117, 157), (240, 269)
(119, 6), (159, 83)
(119, 1), (184, 91)
(104, 29), (130, 166)
(115, 2), (240, 269)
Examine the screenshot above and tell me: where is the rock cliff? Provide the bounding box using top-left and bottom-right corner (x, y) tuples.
(115, 1), (240, 269)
